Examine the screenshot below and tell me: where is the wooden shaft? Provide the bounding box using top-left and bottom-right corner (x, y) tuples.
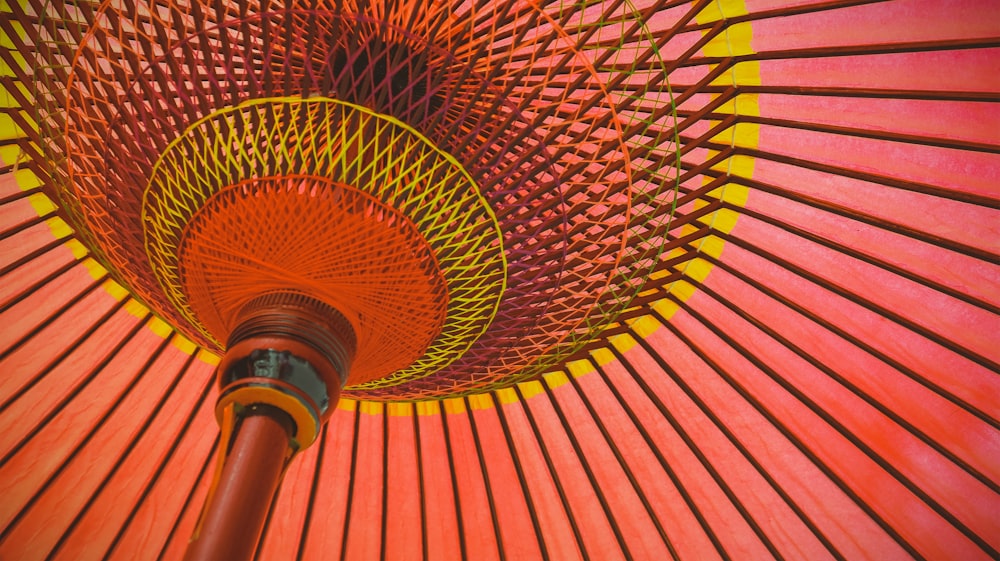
(183, 411), (293, 561)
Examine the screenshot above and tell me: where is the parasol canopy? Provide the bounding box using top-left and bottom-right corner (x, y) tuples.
(1, 0), (999, 559)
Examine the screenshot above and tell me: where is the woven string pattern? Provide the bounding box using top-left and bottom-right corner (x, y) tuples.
(146, 100), (505, 386)
(27, 1), (681, 398)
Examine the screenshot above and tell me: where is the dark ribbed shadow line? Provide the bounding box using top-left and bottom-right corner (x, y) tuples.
(716, 230), (1000, 377)
(698, 253), (1000, 487)
(101, 348), (212, 560)
(0, 255), (98, 317)
(606, 341), (846, 561)
(0, 286), (121, 414)
(380, 403), (390, 561)
(0, 212), (52, 242)
(724, 201), (1000, 317)
(46, 346), (201, 559)
(511, 384), (592, 561)
(0, 119), (23, 145)
(597, 342), (786, 561)
(681, 37), (1000, 67)
(671, 287), (1000, 558)
(155, 436), (220, 561)
(252, 451), (290, 561)
(587, 352), (732, 561)
(489, 392), (549, 560)
(718, 163), (1000, 260)
(0, 308), (149, 468)
(414, 411), (428, 561)
(654, 297), (926, 560)
(0, 322), (163, 544)
(465, 398), (507, 561)
(0, 185), (43, 206)
(562, 364), (682, 561)
(744, 114), (1000, 154)
(338, 404), (363, 561)
(540, 378), (635, 560)
(738, 85), (1000, 102)
(439, 403), (468, 560)
(727, 0), (891, 25)
(0, 256), (107, 335)
(731, 147), (1000, 213)
(0, 237), (74, 280)
(295, 424), (329, 561)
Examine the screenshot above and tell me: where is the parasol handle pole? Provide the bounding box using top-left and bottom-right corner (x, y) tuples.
(183, 407), (294, 561)
(184, 297), (354, 560)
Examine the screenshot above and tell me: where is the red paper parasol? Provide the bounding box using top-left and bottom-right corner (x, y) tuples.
(1, 0), (998, 559)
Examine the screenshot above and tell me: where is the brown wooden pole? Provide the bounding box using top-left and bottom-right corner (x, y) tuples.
(183, 297), (354, 560)
(183, 409), (294, 561)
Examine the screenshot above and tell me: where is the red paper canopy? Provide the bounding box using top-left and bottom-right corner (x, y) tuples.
(1, 0), (998, 559)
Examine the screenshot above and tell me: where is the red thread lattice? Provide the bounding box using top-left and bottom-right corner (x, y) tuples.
(24, 0), (682, 398)
(180, 177), (448, 386)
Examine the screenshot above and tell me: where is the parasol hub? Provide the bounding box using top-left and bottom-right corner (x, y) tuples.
(214, 292), (358, 448)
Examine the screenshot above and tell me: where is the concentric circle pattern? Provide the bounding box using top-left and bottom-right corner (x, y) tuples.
(176, 178), (451, 386)
(144, 99), (505, 387)
(3, 0), (1000, 559)
(27, 1), (681, 398)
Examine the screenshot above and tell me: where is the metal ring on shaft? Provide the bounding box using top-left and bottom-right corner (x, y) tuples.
(214, 293), (358, 448)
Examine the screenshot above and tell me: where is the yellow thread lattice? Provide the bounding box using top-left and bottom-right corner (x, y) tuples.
(143, 98), (506, 387)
